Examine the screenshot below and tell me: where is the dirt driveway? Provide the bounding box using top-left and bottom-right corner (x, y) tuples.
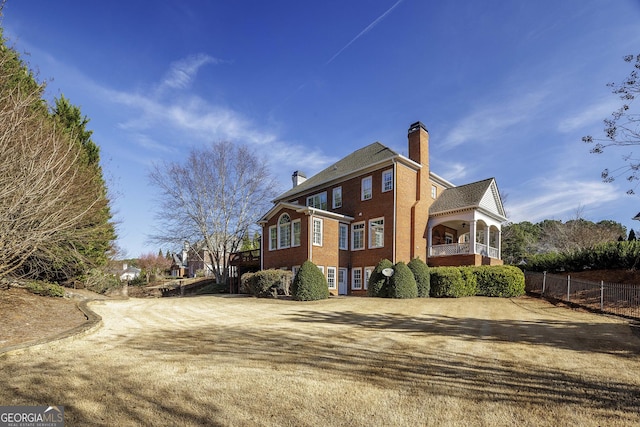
(1, 295), (639, 426)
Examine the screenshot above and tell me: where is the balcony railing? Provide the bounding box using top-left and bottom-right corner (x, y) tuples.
(429, 243), (499, 259)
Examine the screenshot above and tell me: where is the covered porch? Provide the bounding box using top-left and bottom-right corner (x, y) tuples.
(427, 214), (503, 267)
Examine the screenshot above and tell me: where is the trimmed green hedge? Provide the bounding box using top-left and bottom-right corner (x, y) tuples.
(474, 265), (525, 297)
(25, 281), (66, 297)
(388, 261), (418, 299)
(430, 267), (472, 298)
(407, 258), (430, 297)
(291, 260), (329, 301)
(430, 265), (522, 298)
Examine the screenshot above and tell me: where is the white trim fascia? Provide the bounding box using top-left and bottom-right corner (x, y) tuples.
(429, 172), (456, 189)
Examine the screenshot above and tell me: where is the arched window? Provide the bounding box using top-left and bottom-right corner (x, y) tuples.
(278, 214), (291, 248)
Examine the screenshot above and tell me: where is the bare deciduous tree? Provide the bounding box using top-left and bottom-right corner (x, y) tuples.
(149, 141), (278, 284)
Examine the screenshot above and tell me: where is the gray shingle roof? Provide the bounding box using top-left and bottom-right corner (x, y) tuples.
(430, 178), (497, 214)
(275, 142), (398, 201)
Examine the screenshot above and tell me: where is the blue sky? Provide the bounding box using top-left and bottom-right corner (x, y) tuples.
(3, 0), (640, 257)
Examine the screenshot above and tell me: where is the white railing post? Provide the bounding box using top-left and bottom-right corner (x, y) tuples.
(600, 280), (604, 311)
(567, 275), (571, 302)
(542, 271), (546, 294)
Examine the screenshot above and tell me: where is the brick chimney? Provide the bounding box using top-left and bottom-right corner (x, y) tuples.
(292, 170), (307, 188)
(408, 121), (429, 168)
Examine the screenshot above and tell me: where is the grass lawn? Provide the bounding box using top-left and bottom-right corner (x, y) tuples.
(1, 295), (639, 426)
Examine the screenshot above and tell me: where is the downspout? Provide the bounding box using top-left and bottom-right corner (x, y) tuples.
(392, 159), (397, 264)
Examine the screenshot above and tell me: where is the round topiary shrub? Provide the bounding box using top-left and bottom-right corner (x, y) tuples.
(291, 260), (329, 301)
(389, 261), (418, 298)
(430, 267), (467, 298)
(407, 257), (430, 297)
(474, 265), (525, 297)
(367, 259), (393, 297)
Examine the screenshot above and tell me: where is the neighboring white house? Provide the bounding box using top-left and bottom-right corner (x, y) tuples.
(119, 263), (141, 281)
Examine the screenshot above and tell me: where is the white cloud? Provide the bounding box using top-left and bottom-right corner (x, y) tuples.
(159, 54), (221, 91)
(557, 97), (619, 133)
(441, 90), (549, 150)
(506, 178), (620, 223)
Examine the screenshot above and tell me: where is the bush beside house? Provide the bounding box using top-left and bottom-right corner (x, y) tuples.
(474, 265), (525, 297)
(367, 259), (394, 297)
(388, 261), (418, 299)
(291, 260), (329, 301)
(242, 269), (293, 297)
(407, 258), (430, 297)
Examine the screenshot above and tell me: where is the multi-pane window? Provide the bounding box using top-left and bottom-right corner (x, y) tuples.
(369, 218), (384, 248)
(364, 267), (374, 290)
(352, 268), (362, 290)
(339, 223), (348, 250)
(352, 222), (365, 250)
(332, 187), (342, 209)
(327, 267), (337, 289)
(292, 220), (301, 247)
(307, 192), (327, 210)
(382, 169), (393, 192)
(313, 218), (323, 246)
(278, 214), (291, 248)
(269, 226), (277, 251)
(361, 176), (372, 200)
(431, 185), (437, 199)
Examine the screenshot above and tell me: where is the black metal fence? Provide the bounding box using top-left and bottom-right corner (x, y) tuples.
(525, 271), (640, 321)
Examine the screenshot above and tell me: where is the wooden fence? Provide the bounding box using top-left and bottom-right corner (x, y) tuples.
(525, 271), (640, 321)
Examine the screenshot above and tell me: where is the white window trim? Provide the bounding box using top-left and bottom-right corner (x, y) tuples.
(351, 221), (365, 251)
(269, 225), (277, 251)
(292, 219), (301, 247)
(313, 218), (323, 246)
(364, 266), (374, 290)
(431, 185), (437, 199)
(332, 187), (342, 209)
(361, 176), (372, 201)
(382, 169), (393, 192)
(368, 217), (384, 249)
(352, 268), (362, 290)
(307, 192), (327, 210)
(278, 213), (291, 249)
(327, 266), (337, 289)
(339, 223), (348, 250)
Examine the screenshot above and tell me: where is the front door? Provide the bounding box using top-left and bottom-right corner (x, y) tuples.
(338, 268), (348, 295)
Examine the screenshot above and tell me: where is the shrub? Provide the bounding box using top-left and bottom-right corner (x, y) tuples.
(388, 262), (418, 298)
(291, 260), (329, 301)
(244, 269), (293, 297)
(367, 259), (393, 297)
(474, 265), (525, 297)
(25, 281), (66, 297)
(430, 267), (469, 298)
(407, 258), (430, 297)
(459, 267), (478, 296)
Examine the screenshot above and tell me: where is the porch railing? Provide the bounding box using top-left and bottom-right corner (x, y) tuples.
(429, 243), (499, 258)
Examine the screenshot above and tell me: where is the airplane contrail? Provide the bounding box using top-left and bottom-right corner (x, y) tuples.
(325, 0), (405, 66)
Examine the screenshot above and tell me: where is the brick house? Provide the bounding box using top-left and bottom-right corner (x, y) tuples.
(258, 121), (506, 295)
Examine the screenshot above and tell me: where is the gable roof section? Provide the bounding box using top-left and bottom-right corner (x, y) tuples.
(430, 178), (507, 220)
(275, 142), (417, 202)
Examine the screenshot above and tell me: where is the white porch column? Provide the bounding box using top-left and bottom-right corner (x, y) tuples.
(485, 225), (490, 247)
(497, 229), (502, 260)
(469, 220), (477, 254)
(427, 224), (433, 257)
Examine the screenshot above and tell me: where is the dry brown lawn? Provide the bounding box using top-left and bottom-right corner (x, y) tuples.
(1, 295), (640, 426)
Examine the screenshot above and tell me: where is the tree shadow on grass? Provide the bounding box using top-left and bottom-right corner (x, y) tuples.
(108, 323), (640, 421)
(287, 308), (640, 357)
